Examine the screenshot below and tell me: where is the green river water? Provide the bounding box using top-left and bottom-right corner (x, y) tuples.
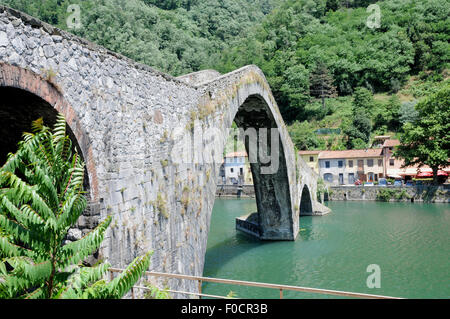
(202, 199), (449, 299)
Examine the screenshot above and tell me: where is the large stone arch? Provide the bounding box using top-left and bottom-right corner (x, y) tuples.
(228, 94), (294, 239)
(0, 63), (98, 201)
(193, 66), (300, 246)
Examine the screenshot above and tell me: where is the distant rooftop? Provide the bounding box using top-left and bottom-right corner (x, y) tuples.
(374, 135), (392, 140)
(298, 150), (321, 155)
(225, 151), (247, 158)
(319, 149), (383, 159)
(383, 139), (401, 148)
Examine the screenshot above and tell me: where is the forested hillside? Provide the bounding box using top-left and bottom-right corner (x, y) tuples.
(213, 0), (448, 150)
(1, 0), (448, 151)
(0, 0), (279, 75)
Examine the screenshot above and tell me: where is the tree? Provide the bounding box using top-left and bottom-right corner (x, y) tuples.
(343, 87), (373, 149)
(395, 84), (450, 184)
(399, 100), (419, 125)
(309, 62), (337, 109)
(0, 114), (152, 298)
(279, 64), (311, 121)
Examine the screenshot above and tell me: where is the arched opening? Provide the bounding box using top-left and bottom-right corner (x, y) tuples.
(0, 86), (89, 192)
(323, 173), (334, 183)
(0, 63), (99, 200)
(299, 185), (313, 216)
(0, 83), (100, 264)
(203, 92), (294, 290)
(232, 95), (293, 240)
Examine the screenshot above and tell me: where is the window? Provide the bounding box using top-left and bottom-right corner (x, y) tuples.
(310, 156), (314, 162)
(324, 173), (333, 182)
(338, 160), (344, 168)
(358, 160), (364, 169)
(230, 168), (234, 173)
(348, 173), (355, 184)
(378, 159), (383, 167)
(367, 159), (374, 167)
(325, 161), (330, 168)
(390, 159), (395, 166)
(348, 160), (353, 168)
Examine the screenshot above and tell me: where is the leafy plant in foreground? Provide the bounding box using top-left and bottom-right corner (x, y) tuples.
(0, 114), (152, 299)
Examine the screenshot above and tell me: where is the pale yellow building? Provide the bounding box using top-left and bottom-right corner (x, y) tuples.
(298, 150), (321, 174)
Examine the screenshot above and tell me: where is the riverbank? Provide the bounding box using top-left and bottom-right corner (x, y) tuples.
(327, 185), (450, 203)
(216, 184), (255, 198)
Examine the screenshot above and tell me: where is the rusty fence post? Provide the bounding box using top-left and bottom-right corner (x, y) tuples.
(198, 280), (203, 299)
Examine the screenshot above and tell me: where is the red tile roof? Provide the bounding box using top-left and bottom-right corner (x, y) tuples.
(383, 139), (401, 147)
(319, 149), (383, 159)
(225, 151), (248, 158)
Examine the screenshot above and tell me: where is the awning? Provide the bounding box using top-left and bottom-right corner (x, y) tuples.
(416, 171), (433, 178)
(387, 174), (403, 179)
(415, 170), (448, 178)
(437, 170), (448, 176)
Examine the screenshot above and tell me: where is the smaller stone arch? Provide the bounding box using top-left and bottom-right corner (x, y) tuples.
(299, 185), (313, 216)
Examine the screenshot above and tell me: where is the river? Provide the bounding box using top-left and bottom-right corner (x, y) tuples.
(202, 199), (450, 299)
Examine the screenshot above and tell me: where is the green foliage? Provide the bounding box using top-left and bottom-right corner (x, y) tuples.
(316, 178), (327, 200)
(376, 188), (396, 202)
(395, 83), (450, 184)
(288, 121), (325, 150)
(213, 0), (448, 122)
(376, 188), (411, 201)
(343, 87), (373, 148)
(0, 114), (152, 299)
(143, 281), (171, 299)
(2, 0), (448, 150)
(373, 95), (402, 133)
(309, 62), (338, 107)
(0, 0), (279, 76)
(399, 100), (419, 125)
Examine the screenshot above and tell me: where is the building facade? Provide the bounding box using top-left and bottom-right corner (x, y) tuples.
(317, 149), (385, 185)
(300, 137), (449, 186)
(298, 150), (321, 174)
(220, 151), (252, 185)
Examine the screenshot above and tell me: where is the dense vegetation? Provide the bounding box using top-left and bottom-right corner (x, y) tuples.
(215, 0), (449, 150)
(1, 0), (448, 151)
(395, 83), (450, 184)
(0, 115), (151, 298)
(0, 0), (279, 75)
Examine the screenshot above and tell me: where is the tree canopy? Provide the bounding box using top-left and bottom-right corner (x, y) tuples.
(1, 0), (448, 151)
(395, 83), (450, 184)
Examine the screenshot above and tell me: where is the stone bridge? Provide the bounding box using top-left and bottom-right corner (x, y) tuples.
(0, 6), (329, 296)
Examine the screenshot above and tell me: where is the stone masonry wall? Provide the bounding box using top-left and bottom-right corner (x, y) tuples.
(328, 185), (450, 203)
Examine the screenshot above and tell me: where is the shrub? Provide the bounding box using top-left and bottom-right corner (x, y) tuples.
(376, 189), (397, 202)
(0, 115), (152, 299)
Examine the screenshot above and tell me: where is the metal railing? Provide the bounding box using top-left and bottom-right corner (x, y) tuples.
(108, 268), (403, 299)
